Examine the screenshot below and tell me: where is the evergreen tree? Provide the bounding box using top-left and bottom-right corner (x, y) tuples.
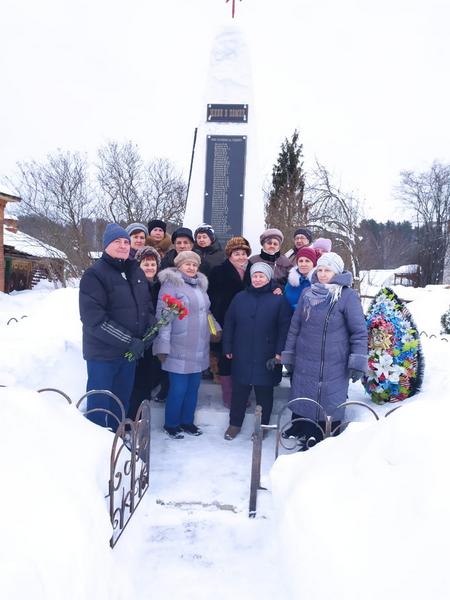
(265, 130), (307, 251)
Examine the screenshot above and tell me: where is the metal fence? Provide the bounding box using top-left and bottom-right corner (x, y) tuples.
(37, 388), (151, 547)
(249, 398), (401, 518)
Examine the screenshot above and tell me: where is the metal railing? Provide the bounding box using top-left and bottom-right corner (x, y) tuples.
(249, 398), (397, 518)
(36, 387), (151, 547)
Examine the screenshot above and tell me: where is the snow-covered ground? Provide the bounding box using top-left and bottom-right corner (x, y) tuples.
(1, 280), (450, 599)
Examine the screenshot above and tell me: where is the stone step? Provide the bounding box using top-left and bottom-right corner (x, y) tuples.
(150, 376), (291, 428)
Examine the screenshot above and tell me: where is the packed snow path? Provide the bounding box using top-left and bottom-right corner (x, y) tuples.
(115, 415), (289, 600)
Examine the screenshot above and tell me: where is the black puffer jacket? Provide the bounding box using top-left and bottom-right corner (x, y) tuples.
(194, 242), (226, 277)
(79, 253), (153, 360)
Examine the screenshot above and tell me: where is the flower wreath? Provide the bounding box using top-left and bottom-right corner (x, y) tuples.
(363, 287), (424, 404)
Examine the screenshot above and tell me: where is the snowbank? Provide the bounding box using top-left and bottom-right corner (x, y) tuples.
(270, 397), (450, 600)
(0, 287), (85, 398)
(0, 387), (129, 600)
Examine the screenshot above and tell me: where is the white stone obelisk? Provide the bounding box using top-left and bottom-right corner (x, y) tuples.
(183, 26), (264, 253)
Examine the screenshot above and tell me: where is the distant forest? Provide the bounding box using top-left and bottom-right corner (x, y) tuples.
(356, 220), (418, 270)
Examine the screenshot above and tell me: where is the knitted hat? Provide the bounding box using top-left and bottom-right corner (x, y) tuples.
(317, 252), (344, 274)
(260, 228), (284, 245)
(194, 223), (216, 242)
(250, 262), (273, 281)
(174, 250), (201, 268)
(102, 223), (130, 249)
(135, 245), (161, 268)
(126, 222), (149, 237)
(294, 227), (313, 243)
(312, 237), (332, 253)
(147, 219), (167, 234)
(225, 236), (251, 257)
(296, 246), (318, 266)
(171, 227), (194, 244)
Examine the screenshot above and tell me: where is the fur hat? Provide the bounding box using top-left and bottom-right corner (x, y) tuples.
(250, 262), (273, 281)
(294, 227), (313, 243)
(135, 245), (161, 268)
(225, 236), (251, 257)
(147, 219), (167, 234)
(194, 223), (215, 243)
(174, 250), (201, 268)
(171, 227), (194, 244)
(312, 237), (332, 252)
(296, 246), (318, 266)
(102, 223), (130, 249)
(317, 252), (344, 274)
(260, 228), (284, 245)
(126, 222), (149, 237)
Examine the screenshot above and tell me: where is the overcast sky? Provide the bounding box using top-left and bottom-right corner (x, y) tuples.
(2, 0), (449, 221)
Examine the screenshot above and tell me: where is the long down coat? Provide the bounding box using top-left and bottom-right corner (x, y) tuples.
(152, 268), (214, 374)
(282, 271), (368, 420)
(222, 282), (292, 386)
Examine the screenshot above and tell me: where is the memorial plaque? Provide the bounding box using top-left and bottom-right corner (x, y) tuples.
(204, 135), (246, 244)
(207, 104), (248, 123)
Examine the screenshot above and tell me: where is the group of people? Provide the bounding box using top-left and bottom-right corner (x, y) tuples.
(79, 219), (368, 448)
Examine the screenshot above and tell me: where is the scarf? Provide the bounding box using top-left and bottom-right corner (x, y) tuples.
(181, 273), (199, 286)
(303, 282), (343, 320)
(259, 249), (280, 262)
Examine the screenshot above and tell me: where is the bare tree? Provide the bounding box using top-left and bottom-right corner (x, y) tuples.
(397, 161), (450, 285)
(97, 141), (144, 222)
(307, 162), (363, 277)
(11, 151), (95, 278)
(97, 141), (187, 225)
(144, 158), (187, 225)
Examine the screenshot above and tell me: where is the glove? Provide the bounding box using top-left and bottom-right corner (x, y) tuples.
(127, 338), (145, 360)
(349, 368), (364, 383)
(266, 357), (280, 371)
(157, 353), (168, 363)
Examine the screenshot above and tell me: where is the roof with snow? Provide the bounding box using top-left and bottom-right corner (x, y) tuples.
(3, 226), (67, 259)
(0, 187), (21, 202)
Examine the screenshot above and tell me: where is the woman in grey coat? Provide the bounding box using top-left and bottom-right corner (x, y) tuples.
(153, 250), (219, 438)
(281, 252), (368, 444)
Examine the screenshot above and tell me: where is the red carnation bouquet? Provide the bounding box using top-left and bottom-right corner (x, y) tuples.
(124, 293), (188, 361)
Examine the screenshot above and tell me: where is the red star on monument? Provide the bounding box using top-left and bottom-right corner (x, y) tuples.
(226, 0), (242, 19)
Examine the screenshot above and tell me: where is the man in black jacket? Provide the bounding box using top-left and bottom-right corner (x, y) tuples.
(79, 223), (153, 431)
(160, 227), (194, 270)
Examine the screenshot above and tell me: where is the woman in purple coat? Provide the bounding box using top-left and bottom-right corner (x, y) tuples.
(281, 252), (368, 443)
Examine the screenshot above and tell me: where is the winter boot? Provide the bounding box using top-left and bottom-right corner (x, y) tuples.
(163, 425), (184, 439)
(220, 375), (232, 409)
(180, 423), (203, 436)
(224, 425), (241, 440)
